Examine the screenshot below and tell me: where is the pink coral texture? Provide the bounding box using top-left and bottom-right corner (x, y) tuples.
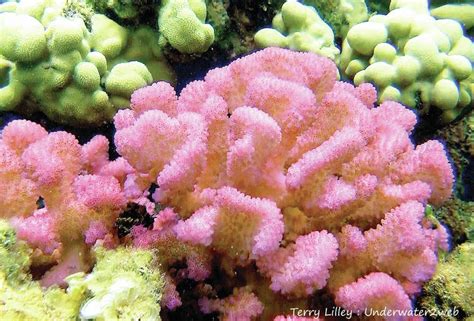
(113, 48), (453, 320)
(0, 48), (454, 320)
(199, 287), (264, 321)
(0, 120), (129, 284)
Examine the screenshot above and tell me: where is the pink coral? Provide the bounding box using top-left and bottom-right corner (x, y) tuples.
(114, 48), (453, 318)
(174, 187), (284, 265)
(0, 120), (127, 283)
(258, 231), (338, 297)
(199, 287), (264, 321)
(11, 209), (61, 255)
(84, 220), (117, 249)
(162, 275), (182, 310)
(335, 272), (412, 321)
(327, 201), (449, 297)
(0, 47), (454, 319)
(365, 201), (442, 284)
(130, 82), (178, 117)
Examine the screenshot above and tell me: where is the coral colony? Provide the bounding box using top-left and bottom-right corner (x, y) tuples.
(0, 0), (473, 320)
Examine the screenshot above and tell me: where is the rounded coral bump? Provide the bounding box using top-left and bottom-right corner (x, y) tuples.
(335, 272), (412, 318)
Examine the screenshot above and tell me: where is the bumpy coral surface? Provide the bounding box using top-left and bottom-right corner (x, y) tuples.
(420, 242), (474, 321)
(340, 0), (474, 123)
(158, 0), (215, 54)
(112, 47), (454, 320)
(255, 0), (340, 61)
(303, 0), (368, 38)
(86, 0), (150, 20)
(431, 3), (474, 30)
(0, 0), (175, 127)
(69, 246), (164, 321)
(0, 220), (84, 320)
(0, 220), (165, 321)
(0, 119), (134, 285)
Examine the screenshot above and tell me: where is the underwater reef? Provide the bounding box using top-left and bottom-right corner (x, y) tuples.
(419, 242), (474, 321)
(0, 219), (164, 320)
(340, 0), (474, 124)
(0, 0), (175, 127)
(254, 0), (342, 60)
(0, 0), (473, 320)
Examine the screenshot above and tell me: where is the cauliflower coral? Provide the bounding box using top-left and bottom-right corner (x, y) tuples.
(0, 119), (134, 286)
(111, 47), (454, 320)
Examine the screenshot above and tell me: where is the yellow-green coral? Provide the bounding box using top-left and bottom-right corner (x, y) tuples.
(254, 0), (340, 61)
(0, 220), (85, 321)
(303, 0), (368, 38)
(0, 220), (164, 321)
(158, 0), (215, 54)
(0, 0), (175, 127)
(431, 199), (474, 244)
(431, 4), (474, 30)
(420, 243), (474, 320)
(0, 220), (31, 284)
(108, 26), (177, 84)
(340, 0), (474, 123)
(70, 246), (164, 321)
(86, 0), (140, 20)
(0, 278), (85, 321)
